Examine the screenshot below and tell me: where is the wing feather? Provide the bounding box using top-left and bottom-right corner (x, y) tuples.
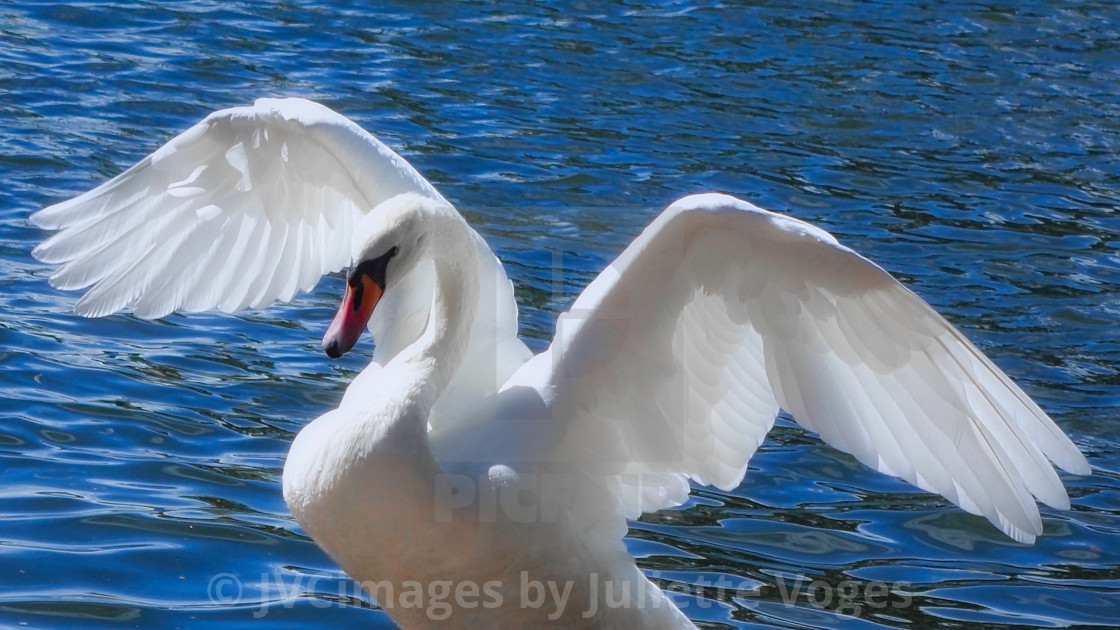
(521, 193), (1087, 544)
(32, 97), (441, 319)
(37, 98), (534, 436)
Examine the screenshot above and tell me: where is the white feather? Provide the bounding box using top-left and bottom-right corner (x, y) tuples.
(470, 193), (1090, 546)
(32, 96), (532, 431)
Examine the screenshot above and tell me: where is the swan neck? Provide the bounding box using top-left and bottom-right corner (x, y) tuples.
(409, 218), (479, 394)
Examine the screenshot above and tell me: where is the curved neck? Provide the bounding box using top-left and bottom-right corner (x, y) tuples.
(400, 213), (479, 399)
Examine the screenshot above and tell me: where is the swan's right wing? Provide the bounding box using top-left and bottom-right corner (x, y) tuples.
(476, 193), (1087, 545)
(32, 98), (442, 319)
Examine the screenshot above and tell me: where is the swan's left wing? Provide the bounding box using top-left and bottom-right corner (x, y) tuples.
(492, 193), (1088, 544)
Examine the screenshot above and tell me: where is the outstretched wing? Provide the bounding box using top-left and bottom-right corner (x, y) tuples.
(518, 193), (1088, 544)
(34, 97), (533, 429)
(32, 97), (441, 319)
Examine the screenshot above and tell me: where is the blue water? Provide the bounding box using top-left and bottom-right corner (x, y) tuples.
(3, 1), (1119, 628)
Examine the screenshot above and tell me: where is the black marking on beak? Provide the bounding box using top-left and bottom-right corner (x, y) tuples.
(348, 246), (397, 292)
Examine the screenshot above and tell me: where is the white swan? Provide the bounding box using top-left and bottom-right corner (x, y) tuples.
(33, 98), (1089, 628)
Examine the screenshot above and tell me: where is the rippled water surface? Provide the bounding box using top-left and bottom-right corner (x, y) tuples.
(3, 2), (1120, 628)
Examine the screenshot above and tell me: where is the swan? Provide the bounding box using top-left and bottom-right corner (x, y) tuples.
(33, 98), (1089, 628)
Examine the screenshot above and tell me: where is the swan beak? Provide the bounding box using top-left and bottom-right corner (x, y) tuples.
(323, 274), (383, 359)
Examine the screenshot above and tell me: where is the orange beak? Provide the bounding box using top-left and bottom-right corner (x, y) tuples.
(322, 274), (383, 358)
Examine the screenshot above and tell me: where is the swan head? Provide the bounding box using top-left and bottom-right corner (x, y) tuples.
(322, 193), (442, 358)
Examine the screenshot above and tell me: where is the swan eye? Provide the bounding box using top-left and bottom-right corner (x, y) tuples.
(389, 245), (399, 257)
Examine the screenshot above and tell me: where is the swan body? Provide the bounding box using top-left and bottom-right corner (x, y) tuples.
(284, 194), (693, 628)
(33, 98), (1090, 629)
